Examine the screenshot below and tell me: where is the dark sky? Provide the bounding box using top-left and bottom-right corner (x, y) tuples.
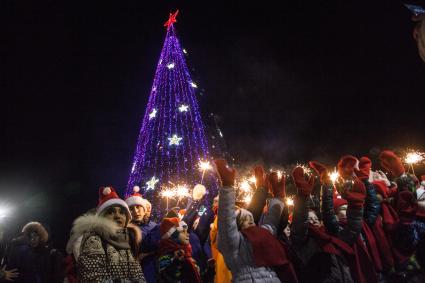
(2, 1), (425, 246)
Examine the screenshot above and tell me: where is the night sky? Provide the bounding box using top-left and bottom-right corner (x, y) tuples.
(2, 1), (425, 247)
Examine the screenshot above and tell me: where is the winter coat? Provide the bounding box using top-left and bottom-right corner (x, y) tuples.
(137, 219), (158, 283)
(291, 194), (354, 283)
(321, 183), (377, 283)
(247, 187), (268, 224)
(210, 216), (232, 283)
(68, 214), (146, 283)
(5, 236), (64, 283)
(218, 186), (281, 283)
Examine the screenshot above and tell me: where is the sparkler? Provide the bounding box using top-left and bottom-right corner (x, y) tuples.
(161, 189), (175, 211)
(175, 184), (190, 207)
(404, 150), (425, 175)
(330, 169), (339, 184)
(198, 160), (213, 184)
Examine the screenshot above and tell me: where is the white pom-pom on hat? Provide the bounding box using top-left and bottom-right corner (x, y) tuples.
(192, 184), (206, 200)
(103, 187), (112, 195)
(133, 186), (140, 193)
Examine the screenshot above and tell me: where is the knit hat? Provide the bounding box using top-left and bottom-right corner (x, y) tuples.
(235, 208), (254, 229)
(97, 186), (131, 223)
(125, 186), (148, 211)
(160, 217), (187, 239)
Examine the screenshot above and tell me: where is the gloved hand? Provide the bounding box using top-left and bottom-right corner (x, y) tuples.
(269, 171), (286, 198)
(355, 156), (372, 181)
(309, 160), (331, 184)
(254, 165), (268, 190)
(214, 159), (236, 187)
(342, 179), (366, 209)
(337, 155), (359, 180)
(292, 166), (315, 196)
(379, 150), (405, 177)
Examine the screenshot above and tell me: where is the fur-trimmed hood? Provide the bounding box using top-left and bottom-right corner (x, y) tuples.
(22, 221), (49, 243)
(66, 214), (142, 258)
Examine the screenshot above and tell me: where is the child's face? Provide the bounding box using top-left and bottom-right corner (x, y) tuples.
(177, 227), (190, 245)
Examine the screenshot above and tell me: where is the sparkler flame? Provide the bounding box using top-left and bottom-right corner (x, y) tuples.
(198, 160), (213, 172)
(405, 150), (425, 165)
(330, 170), (339, 183)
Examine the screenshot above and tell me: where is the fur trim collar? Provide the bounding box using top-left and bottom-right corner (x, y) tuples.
(66, 214), (118, 255)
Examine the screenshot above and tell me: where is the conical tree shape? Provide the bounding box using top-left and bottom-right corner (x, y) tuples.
(126, 23), (218, 217)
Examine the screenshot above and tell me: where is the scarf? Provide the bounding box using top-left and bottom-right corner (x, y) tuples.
(241, 226), (298, 283)
(308, 224), (353, 256)
(158, 239), (202, 283)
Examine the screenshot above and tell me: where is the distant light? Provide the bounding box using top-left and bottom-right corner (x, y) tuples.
(183, 49), (187, 54)
(179, 104), (189, 112)
(218, 130), (223, 137)
(149, 109), (157, 120)
(190, 82), (198, 88)
(0, 207), (11, 220)
(167, 62), (175, 69)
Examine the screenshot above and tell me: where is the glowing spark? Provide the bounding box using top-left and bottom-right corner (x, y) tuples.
(176, 185), (190, 198)
(240, 181), (251, 192)
(198, 160), (212, 172)
(190, 82), (198, 88)
(330, 170), (339, 184)
(183, 49), (187, 54)
(168, 134), (182, 146)
(161, 189), (175, 198)
(296, 163), (312, 175)
(248, 175), (256, 184)
(243, 194), (253, 204)
(179, 104), (189, 112)
(149, 109), (157, 120)
(167, 62), (175, 69)
(146, 176), (159, 190)
(286, 197), (294, 207)
(405, 150), (425, 165)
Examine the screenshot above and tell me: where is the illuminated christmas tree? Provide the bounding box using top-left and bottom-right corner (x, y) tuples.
(126, 11), (218, 216)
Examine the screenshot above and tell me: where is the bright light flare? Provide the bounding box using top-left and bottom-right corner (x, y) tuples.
(167, 62), (175, 69)
(330, 170), (339, 184)
(176, 185), (190, 198)
(296, 163), (312, 175)
(248, 175), (256, 184)
(198, 160), (212, 172)
(161, 190), (175, 198)
(190, 82), (198, 88)
(405, 150), (425, 165)
(240, 181), (251, 192)
(286, 197), (294, 207)
(243, 194), (253, 204)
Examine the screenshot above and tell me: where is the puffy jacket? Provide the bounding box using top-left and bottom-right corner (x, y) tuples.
(217, 186), (280, 283)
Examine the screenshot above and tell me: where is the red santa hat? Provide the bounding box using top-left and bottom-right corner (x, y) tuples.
(160, 217), (187, 239)
(125, 186), (148, 211)
(97, 186), (131, 222)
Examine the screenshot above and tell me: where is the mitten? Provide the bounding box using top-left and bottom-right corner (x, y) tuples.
(337, 155), (359, 180)
(292, 166), (315, 196)
(269, 171), (286, 198)
(214, 159), (236, 187)
(355, 156), (372, 181)
(309, 161), (331, 184)
(343, 179), (366, 209)
(379, 150), (405, 177)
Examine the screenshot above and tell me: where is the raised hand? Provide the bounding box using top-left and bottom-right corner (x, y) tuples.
(214, 159), (236, 187)
(379, 150), (405, 177)
(309, 160), (331, 184)
(269, 171), (286, 198)
(355, 156), (372, 181)
(292, 166), (315, 196)
(254, 165), (267, 189)
(342, 179), (366, 209)
(337, 155), (359, 180)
